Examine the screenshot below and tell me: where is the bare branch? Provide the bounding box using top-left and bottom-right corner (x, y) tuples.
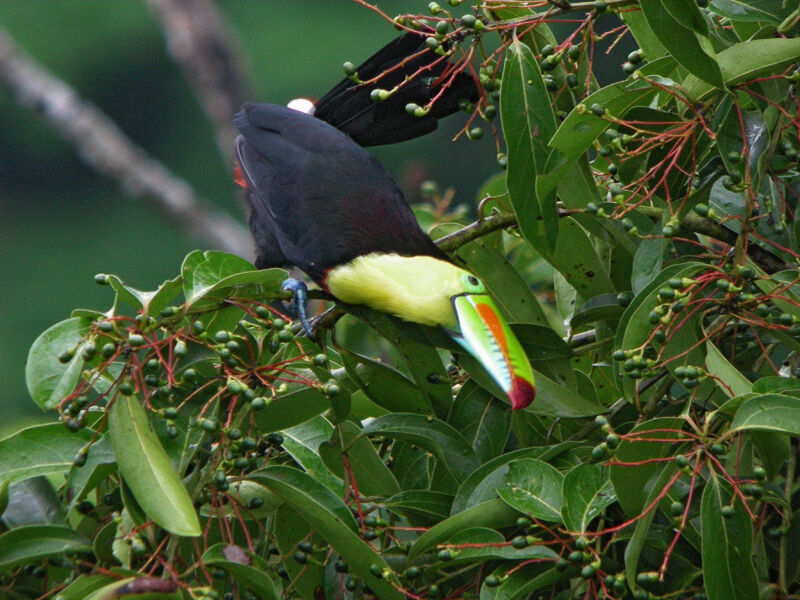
(146, 0), (250, 165)
(0, 26), (253, 259)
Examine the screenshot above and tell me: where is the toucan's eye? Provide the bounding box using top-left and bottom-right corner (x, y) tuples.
(461, 272), (485, 293)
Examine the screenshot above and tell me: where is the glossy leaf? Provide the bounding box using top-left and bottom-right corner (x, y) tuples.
(0, 423), (92, 484)
(340, 346), (432, 414)
(251, 384), (330, 432)
(731, 394), (800, 435)
(496, 459), (564, 522)
(249, 466), (404, 600)
(409, 498), (519, 560)
(640, 0), (723, 88)
(701, 475), (758, 600)
(609, 418), (686, 517)
(362, 413), (480, 482)
(0, 525), (90, 570)
(203, 544), (281, 600)
(685, 38), (800, 100)
(181, 250), (284, 304)
(561, 464), (616, 532)
(448, 380), (511, 462)
(108, 395), (201, 536)
(25, 316), (91, 410)
(319, 421), (400, 497)
(501, 36), (559, 248)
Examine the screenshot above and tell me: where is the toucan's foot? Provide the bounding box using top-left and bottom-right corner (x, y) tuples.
(281, 278), (315, 340)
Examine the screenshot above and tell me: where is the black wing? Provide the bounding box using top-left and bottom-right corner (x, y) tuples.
(314, 33), (478, 147)
(234, 103), (447, 283)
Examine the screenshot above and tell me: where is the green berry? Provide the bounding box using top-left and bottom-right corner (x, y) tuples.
(512, 535), (528, 549)
(293, 551), (308, 564)
(335, 559), (349, 573)
(590, 103), (605, 116)
(128, 334), (145, 347)
(251, 397), (267, 410)
(343, 61), (356, 76)
(485, 575), (501, 587)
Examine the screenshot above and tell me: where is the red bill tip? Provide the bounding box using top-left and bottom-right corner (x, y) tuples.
(509, 376), (535, 410)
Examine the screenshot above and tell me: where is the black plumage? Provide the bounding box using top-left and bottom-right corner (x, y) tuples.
(314, 33), (478, 147)
(233, 103), (448, 284)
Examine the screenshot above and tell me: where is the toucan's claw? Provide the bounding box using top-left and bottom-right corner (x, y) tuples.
(281, 278), (315, 341)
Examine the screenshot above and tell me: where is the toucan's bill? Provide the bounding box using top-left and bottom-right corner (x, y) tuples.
(452, 294), (536, 410)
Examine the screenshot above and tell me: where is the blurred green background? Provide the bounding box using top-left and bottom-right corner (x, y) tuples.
(0, 1), (502, 430)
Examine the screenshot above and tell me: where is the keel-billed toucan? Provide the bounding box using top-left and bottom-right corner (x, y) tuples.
(233, 103), (535, 410)
(290, 32), (479, 147)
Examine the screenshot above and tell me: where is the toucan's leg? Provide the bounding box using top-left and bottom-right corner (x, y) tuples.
(281, 278), (315, 340)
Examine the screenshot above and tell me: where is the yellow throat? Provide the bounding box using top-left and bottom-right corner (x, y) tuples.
(326, 253), (466, 328)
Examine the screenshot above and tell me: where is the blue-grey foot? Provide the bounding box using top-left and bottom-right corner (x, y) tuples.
(281, 278), (315, 340)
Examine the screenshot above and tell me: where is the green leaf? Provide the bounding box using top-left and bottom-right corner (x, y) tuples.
(705, 337), (752, 397)
(685, 38), (800, 100)
(340, 347), (432, 414)
(249, 466), (404, 600)
(319, 421), (400, 497)
(433, 527), (557, 567)
(409, 498), (519, 560)
(251, 384), (330, 432)
(181, 250), (284, 304)
(501, 36), (559, 249)
(345, 306), (452, 419)
(731, 393), (800, 435)
(25, 316), (91, 410)
(383, 490), (453, 523)
(448, 380), (511, 462)
(3, 477), (64, 526)
(282, 417), (342, 493)
(203, 543), (281, 600)
(570, 293), (624, 329)
(0, 423), (92, 484)
(84, 577), (181, 600)
(640, 1), (723, 88)
(52, 575), (115, 600)
(624, 461), (679, 589)
(495, 458), (564, 522)
(0, 524), (89, 570)
(108, 395), (201, 536)
(106, 274), (182, 317)
(709, 0), (783, 22)
(561, 464), (616, 532)
(482, 564), (567, 600)
(609, 418), (686, 517)
(701, 475), (758, 600)
(362, 413), (480, 483)
(452, 444), (579, 513)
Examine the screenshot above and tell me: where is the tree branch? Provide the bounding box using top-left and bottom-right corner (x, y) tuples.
(146, 0), (250, 167)
(0, 26), (252, 259)
(435, 211), (518, 252)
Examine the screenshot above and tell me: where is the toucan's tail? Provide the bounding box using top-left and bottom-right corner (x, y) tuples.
(313, 33), (479, 147)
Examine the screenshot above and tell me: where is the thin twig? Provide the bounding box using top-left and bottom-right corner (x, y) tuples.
(435, 211), (518, 252)
(0, 26), (252, 259)
(146, 0), (250, 167)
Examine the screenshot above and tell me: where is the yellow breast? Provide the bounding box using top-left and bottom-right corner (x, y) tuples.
(326, 253), (465, 328)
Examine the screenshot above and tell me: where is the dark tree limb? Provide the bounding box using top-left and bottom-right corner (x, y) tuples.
(146, 0), (250, 166)
(0, 27), (253, 259)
